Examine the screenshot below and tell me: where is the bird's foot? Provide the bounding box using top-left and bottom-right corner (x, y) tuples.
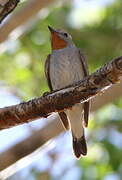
(43, 91), (50, 97)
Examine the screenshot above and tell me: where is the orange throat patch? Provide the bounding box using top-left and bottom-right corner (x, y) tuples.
(51, 32), (67, 50)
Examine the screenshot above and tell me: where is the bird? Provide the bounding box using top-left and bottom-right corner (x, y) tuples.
(45, 26), (90, 158)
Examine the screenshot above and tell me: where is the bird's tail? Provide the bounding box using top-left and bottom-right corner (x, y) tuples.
(72, 133), (87, 158)
(67, 104), (87, 158)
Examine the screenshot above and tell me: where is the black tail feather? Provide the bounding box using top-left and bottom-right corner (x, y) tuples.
(73, 135), (87, 158)
(83, 102), (90, 127)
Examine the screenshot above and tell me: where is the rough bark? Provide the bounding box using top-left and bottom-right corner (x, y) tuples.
(0, 0), (19, 23)
(0, 0), (56, 42)
(0, 76), (122, 171)
(0, 56), (122, 130)
(91, 77), (122, 111)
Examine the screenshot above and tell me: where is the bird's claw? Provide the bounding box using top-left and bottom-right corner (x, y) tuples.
(43, 91), (50, 97)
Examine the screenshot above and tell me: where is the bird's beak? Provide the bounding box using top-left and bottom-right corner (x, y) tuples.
(48, 26), (56, 33)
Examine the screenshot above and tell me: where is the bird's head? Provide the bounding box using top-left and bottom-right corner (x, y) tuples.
(48, 26), (73, 50)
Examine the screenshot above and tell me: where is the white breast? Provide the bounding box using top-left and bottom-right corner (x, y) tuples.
(50, 46), (84, 90)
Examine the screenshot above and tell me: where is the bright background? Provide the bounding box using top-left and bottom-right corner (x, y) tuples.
(0, 0), (122, 179)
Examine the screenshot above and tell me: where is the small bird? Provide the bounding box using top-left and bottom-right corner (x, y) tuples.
(45, 26), (90, 158)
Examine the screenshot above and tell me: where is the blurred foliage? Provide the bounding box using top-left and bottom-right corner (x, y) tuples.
(1, 0), (122, 99)
(0, 0), (122, 180)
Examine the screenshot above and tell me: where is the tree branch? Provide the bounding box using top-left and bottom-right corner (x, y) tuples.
(0, 115), (63, 171)
(0, 0), (20, 23)
(0, 0), (56, 43)
(1, 76), (122, 171)
(0, 56), (122, 130)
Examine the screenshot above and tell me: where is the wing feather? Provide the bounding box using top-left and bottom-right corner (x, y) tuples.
(78, 49), (90, 127)
(45, 54), (69, 130)
(45, 54), (53, 91)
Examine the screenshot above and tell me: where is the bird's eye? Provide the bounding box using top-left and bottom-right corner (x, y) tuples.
(63, 33), (68, 37)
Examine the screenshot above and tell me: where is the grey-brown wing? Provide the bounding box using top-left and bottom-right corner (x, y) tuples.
(45, 54), (53, 91)
(78, 49), (90, 127)
(45, 54), (69, 130)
